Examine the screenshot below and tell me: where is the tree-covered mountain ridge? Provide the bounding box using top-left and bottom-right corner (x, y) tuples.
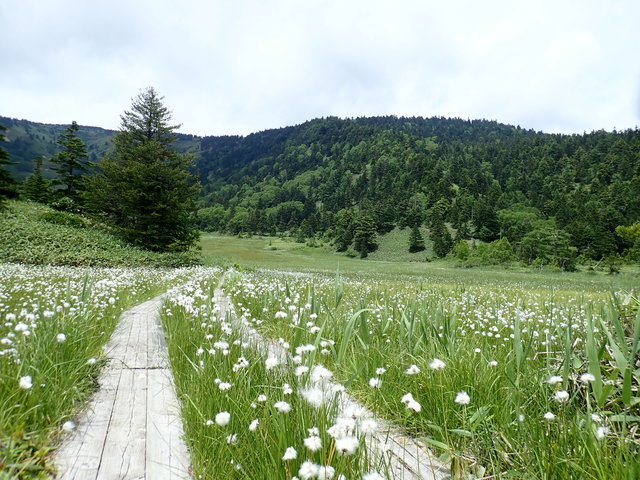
(3, 115), (639, 264)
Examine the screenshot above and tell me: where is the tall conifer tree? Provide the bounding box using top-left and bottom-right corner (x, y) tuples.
(86, 87), (201, 252)
(51, 121), (89, 198)
(0, 125), (17, 208)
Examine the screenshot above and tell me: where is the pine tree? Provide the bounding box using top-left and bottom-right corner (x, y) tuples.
(408, 224), (426, 252)
(353, 213), (378, 258)
(23, 155), (53, 203)
(86, 87), (201, 252)
(0, 125), (17, 208)
(50, 121), (89, 199)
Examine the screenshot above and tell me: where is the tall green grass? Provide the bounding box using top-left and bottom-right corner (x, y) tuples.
(0, 265), (195, 478)
(161, 270), (392, 479)
(227, 269), (640, 479)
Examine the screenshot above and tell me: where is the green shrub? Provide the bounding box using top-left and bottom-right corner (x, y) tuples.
(40, 210), (87, 228)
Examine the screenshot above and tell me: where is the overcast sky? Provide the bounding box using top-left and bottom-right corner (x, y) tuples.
(1, 0), (639, 137)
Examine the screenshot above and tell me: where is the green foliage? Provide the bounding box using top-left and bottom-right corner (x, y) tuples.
(3, 114), (640, 263)
(50, 121), (90, 199)
(0, 124), (18, 207)
(23, 155), (53, 204)
(353, 214), (378, 258)
(85, 87), (201, 252)
(40, 209), (87, 228)
(408, 224), (426, 253)
(453, 240), (472, 261)
(0, 201), (201, 267)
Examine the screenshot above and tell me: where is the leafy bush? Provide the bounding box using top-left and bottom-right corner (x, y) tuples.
(40, 210), (87, 228)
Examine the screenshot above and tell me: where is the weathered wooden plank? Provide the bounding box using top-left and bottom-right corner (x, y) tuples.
(96, 368), (148, 480)
(146, 369), (191, 479)
(56, 366), (121, 479)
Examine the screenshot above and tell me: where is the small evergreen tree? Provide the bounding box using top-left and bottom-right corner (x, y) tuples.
(353, 214), (378, 258)
(23, 156), (53, 203)
(0, 125), (17, 208)
(50, 121), (89, 199)
(408, 224), (426, 252)
(85, 87), (201, 252)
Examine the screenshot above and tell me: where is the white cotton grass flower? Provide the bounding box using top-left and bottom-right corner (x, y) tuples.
(595, 425), (610, 440)
(488, 360), (498, 367)
(580, 372), (596, 383)
(368, 377), (382, 388)
(544, 411), (556, 420)
(265, 356), (279, 370)
(554, 390), (570, 402)
(405, 364), (421, 375)
(205, 419), (214, 426)
(301, 386), (324, 408)
(56, 333), (67, 343)
(335, 436), (359, 455)
(87, 357), (97, 365)
(249, 419), (259, 431)
(274, 401), (291, 413)
(359, 418), (378, 436)
(547, 375), (563, 385)
(299, 460), (320, 480)
(257, 394), (267, 402)
(295, 365), (309, 377)
(304, 435), (322, 452)
(226, 433), (238, 444)
(62, 421), (76, 432)
(218, 382), (233, 391)
(429, 358), (446, 370)
(282, 446), (297, 461)
(363, 473), (386, 480)
(317, 465), (336, 479)
(311, 364), (333, 384)
(591, 413), (603, 423)
(455, 391), (471, 405)
(215, 411), (231, 426)
(375, 367), (386, 375)
(19, 375), (33, 389)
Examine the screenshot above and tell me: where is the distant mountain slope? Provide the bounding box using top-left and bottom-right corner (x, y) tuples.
(2, 114), (639, 261)
(0, 116), (200, 179)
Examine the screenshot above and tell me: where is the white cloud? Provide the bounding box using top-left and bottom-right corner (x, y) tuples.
(0, 0), (638, 135)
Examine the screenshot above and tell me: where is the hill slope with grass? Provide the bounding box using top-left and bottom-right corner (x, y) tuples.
(0, 201), (201, 267)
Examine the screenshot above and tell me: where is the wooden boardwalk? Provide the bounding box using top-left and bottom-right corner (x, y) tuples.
(54, 296), (192, 479)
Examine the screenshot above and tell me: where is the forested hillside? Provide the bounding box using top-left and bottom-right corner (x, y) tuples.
(196, 116), (640, 265)
(2, 115), (639, 266)
(0, 116), (200, 179)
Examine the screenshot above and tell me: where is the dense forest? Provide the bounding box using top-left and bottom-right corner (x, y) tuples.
(2, 115), (639, 267)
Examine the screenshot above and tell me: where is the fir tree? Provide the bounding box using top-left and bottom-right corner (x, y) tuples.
(0, 125), (17, 207)
(50, 121), (89, 199)
(353, 214), (378, 258)
(23, 155), (53, 203)
(86, 87), (201, 252)
(408, 225), (426, 253)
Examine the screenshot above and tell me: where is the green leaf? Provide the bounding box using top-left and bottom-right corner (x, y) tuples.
(423, 437), (450, 451)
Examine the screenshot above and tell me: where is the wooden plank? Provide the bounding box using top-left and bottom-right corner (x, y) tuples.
(146, 369), (191, 479)
(96, 368), (148, 480)
(55, 294), (193, 479)
(56, 366), (121, 479)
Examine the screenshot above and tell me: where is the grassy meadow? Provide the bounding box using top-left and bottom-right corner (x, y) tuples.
(154, 234), (639, 479)
(1, 229), (638, 479)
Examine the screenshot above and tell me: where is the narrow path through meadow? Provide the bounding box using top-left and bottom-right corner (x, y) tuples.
(53, 295), (191, 479)
(214, 274), (450, 480)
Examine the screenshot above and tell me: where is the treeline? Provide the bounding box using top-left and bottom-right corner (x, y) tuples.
(3, 114), (639, 268)
(195, 116), (640, 268)
(0, 89), (201, 257)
